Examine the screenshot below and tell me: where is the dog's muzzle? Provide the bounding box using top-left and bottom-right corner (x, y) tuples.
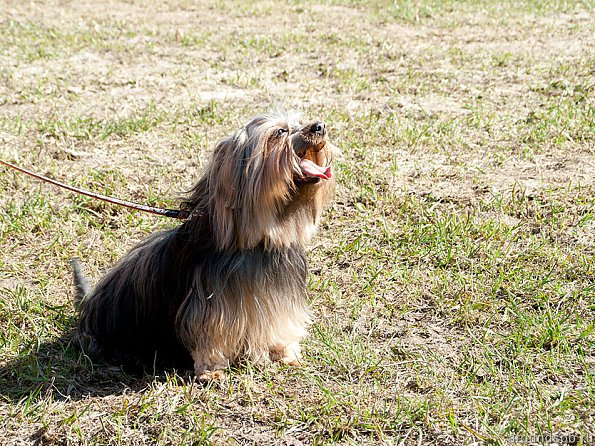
(291, 122), (332, 181)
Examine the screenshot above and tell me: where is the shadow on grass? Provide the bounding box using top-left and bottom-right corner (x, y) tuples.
(0, 331), (193, 403)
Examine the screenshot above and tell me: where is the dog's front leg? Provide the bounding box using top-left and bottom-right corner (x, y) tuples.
(191, 349), (229, 381)
(269, 341), (302, 366)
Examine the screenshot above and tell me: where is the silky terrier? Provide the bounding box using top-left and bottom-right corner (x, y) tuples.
(72, 111), (336, 379)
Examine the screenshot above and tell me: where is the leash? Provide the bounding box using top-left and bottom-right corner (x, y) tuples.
(0, 158), (189, 220)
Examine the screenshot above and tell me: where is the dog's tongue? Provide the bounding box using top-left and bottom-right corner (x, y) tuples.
(300, 159), (332, 180)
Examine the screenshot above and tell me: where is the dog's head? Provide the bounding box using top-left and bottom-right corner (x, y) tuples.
(203, 111), (336, 251)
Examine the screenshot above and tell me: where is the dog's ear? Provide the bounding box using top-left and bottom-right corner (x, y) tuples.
(208, 133), (243, 251)
(207, 123), (295, 251)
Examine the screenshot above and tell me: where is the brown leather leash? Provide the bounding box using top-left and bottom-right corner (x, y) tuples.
(0, 158), (189, 220)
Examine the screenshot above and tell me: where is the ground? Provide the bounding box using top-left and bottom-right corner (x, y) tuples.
(0, 0), (593, 445)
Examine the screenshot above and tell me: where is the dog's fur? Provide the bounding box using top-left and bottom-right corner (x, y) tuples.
(73, 111), (335, 379)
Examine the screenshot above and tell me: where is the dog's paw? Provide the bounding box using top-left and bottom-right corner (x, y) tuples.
(270, 342), (302, 366)
(196, 369), (226, 381)
(192, 351), (229, 381)
(278, 356), (301, 367)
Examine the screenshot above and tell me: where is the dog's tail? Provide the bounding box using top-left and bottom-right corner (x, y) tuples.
(71, 258), (92, 311)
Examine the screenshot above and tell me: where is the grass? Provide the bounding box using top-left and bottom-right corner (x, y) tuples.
(1, 0), (594, 444)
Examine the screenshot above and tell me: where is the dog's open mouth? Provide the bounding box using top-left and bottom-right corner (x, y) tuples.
(299, 158), (332, 180)
(290, 122), (334, 182)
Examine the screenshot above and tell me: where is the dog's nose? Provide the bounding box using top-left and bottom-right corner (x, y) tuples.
(310, 122), (325, 136)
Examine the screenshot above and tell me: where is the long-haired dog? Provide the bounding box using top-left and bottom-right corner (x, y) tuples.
(72, 111), (335, 380)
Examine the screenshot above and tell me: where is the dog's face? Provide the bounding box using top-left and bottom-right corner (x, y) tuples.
(206, 112), (336, 251)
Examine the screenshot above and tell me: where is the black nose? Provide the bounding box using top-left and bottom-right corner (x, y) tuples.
(310, 122), (325, 135)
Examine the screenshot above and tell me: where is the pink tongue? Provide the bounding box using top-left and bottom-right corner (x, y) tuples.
(300, 159), (332, 180)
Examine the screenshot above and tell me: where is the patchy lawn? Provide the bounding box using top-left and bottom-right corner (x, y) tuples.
(0, 0), (593, 444)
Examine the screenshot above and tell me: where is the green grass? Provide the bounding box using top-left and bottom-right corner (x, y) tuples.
(1, 0), (594, 444)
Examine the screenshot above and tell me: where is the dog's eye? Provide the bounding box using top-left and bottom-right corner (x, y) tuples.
(276, 128), (288, 137)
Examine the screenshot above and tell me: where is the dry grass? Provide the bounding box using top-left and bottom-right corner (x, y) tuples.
(1, 0), (594, 444)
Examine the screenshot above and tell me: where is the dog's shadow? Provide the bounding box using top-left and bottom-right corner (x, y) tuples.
(0, 331), (192, 403)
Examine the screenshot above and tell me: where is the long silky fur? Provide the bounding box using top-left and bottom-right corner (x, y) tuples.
(74, 112), (335, 375)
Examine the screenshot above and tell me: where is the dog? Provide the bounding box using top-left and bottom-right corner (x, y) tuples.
(72, 111), (336, 380)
